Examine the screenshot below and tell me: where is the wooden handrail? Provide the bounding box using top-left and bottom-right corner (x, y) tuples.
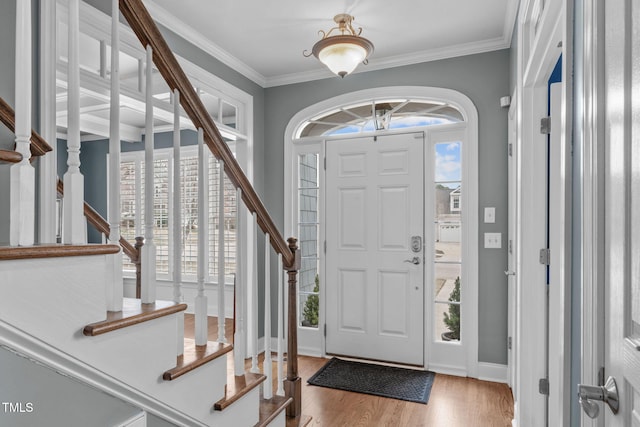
(119, 0), (295, 269)
(0, 244), (120, 260)
(0, 149), (22, 163)
(0, 96), (52, 157)
(56, 178), (138, 262)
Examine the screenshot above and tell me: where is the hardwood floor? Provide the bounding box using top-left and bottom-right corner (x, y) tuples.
(184, 315), (514, 426)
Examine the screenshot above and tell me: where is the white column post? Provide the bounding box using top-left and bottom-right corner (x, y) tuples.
(141, 45), (156, 304)
(250, 212), (260, 373)
(234, 188), (246, 375)
(263, 233), (273, 399)
(62, 0), (86, 245)
(38, 0), (58, 244)
(276, 253), (285, 396)
(106, 0), (123, 312)
(194, 128), (208, 346)
(11, 0), (35, 246)
(173, 89), (184, 355)
(217, 160), (227, 343)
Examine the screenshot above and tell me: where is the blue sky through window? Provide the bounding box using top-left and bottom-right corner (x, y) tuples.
(435, 142), (461, 183)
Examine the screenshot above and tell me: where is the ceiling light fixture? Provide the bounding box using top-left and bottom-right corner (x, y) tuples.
(304, 14), (374, 78)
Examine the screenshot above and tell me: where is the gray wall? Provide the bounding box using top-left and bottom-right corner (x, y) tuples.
(265, 50), (511, 365)
(0, 347), (142, 427)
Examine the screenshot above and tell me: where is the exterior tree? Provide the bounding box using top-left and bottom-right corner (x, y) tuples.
(303, 274), (319, 327)
(443, 276), (460, 340)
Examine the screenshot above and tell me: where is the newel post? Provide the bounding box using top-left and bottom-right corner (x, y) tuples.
(284, 237), (301, 418)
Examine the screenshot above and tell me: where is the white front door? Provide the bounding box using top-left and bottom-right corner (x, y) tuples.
(599, 0), (640, 424)
(325, 133), (424, 365)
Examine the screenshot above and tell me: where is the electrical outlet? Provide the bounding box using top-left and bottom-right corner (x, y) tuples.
(484, 207), (496, 223)
(484, 232), (502, 248)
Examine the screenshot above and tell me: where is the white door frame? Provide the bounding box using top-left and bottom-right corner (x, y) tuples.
(284, 86), (478, 376)
(515, 0), (572, 425)
(580, 0), (605, 426)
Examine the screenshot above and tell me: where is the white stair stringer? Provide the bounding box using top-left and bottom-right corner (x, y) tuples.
(0, 253), (261, 426)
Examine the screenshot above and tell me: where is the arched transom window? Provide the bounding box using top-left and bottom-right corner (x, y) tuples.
(296, 99), (465, 138)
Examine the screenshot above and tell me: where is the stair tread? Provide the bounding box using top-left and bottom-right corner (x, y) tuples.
(163, 338), (232, 380)
(83, 298), (187, 336)
(285, 415), (313, 427)
(254, 394), (292, 427)
(214, 371), (266, 411)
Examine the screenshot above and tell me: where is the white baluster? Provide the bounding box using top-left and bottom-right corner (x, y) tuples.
(276, 254), (285, 396)
(106, 0), (123, 312)
(195, 128), (208, 346)
(234, 188), (246, 375)
(173, 89), (184, 355)
(38, 0), (58, 244)
(62, 0), (86, 245)
(217, 160), (227, 343)
(250, 212), (260, 373)
(11, 0), (34, 246)
(141, 45), (156, 304)
(263, 233), (273, 399)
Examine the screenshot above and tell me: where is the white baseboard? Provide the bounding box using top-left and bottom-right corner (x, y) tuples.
(477, 362), (509, 383)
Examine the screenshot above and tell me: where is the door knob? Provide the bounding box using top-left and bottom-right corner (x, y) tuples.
(577, 376), (619, 418)
(404, 257), (421, 265)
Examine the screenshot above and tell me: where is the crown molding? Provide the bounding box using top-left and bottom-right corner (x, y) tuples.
(144, 1), (517, 89)
(143, 1), (267, 87)
(264, 37), (511, 87)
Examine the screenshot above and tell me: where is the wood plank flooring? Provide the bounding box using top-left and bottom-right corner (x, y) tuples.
(183, 315), (514, 426)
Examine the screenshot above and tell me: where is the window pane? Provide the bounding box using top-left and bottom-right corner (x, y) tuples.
(434, 183), (462, 217)
(299, 154), (319, 188)
(434, 301), (461, 342)
(120, 161), (137, 271)
(153, 159), (170, 274)
(434, 264), (461, 302)
(434, 222), (462, 262)
(208, 156), (238, 279)
(434, 142), (461, 182)
(181, 156), (199, 276)
(299, 258), (319, 328)
(299, 189), (318, 223)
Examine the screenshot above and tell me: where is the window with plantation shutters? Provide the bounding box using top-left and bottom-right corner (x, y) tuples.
(118, 147), (237, 283)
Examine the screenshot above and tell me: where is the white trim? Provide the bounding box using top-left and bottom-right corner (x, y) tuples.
(477, 362), (509, 384)
(580, 0), (604, 426)
(515, 1), (569, 426)
(284, 86), (479, 377)
(0, 320), (207, 427)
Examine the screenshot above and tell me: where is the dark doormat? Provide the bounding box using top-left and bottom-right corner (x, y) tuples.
(307, 357), (435, 404)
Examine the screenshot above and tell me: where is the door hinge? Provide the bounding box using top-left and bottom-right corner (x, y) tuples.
(539, 248), (551, 265)
(324, 240), (327, 254)
(508, 336), (512, 350)
(540, 117), (551, 135)
(324, 157), (327, 170)
(508, 143), (513, 157)
(539, 378), (549, 395)
(324, 324), (327, 337)
(509, 239), (513, 254)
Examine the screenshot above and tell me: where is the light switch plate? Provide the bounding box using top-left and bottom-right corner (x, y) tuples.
(484, 207), (496, 223)
(484, 232), (502, 248)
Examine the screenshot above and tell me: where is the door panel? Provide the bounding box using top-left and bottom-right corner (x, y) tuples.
(326, 133), (424, 365)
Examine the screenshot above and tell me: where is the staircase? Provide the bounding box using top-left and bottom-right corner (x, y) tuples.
(0, 0), (309, 425)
